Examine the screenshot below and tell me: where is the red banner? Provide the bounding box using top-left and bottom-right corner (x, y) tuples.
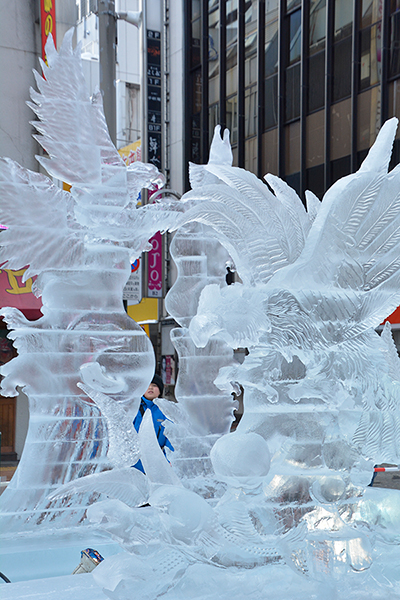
(384, 306), (400, 327)
(40, 0), (57, 62)
(0, 269), (42, 321)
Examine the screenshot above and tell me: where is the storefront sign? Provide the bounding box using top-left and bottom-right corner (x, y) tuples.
(0, 268), (43, 320)
(147, 231), (163, 297)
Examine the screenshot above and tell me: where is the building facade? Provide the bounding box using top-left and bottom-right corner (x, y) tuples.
(184, 0), (400, 200)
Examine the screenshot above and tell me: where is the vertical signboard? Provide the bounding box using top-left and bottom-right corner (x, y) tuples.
(146, 28), (163, 297)
(147, 231), (163, 297)
(40, 0), (57, 62)
(147, 30), (162, 170)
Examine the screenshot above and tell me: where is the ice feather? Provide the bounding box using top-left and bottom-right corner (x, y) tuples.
(48, 466), (149, 508)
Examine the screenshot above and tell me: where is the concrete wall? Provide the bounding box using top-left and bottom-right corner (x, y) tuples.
(0, 0), (41, 170)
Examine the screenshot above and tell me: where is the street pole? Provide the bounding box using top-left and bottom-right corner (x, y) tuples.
(98, 0), (117, 146)
(140, 0), (148, 166)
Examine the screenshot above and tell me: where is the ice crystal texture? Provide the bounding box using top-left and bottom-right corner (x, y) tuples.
(2, 28), (400, 600)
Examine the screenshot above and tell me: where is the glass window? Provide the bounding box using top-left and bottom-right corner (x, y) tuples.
(289, 9), (302, 64)
(245, 87), (257, 138)
(388, 81), (400, 139)
(226, 95), (238, 145)
(265, 75), (278, 129)
(245, 0), (258, 35)
(306, 110), (325, 167)
(306, 165), (325, 199)
(191, 18), (201, 68)
(330, 98), (351, 160)
(308, 51), (325, 112)
(334, 0), (353, 41)
(245, 137), (257, 173)
(266, 0), (279, 23)
(209, 7), (220, 105)
(245, 33), (258, 86)
(227, 0), (238, 46)
(358, 86), (381, 150)
(285, 120), (301, 175)
(310, 0), (326, 54)
(332, 36), (352, 101)
(285, 172), (301, 196)
(285, 63), (301, 121)
(192, 0), (200, 19)
(360, 24), (382, 90)
(209, 104), (219, 145)
(331, 155), (351, 184)
(287, 0), (301, 12)
(262, 128), (278, 175)
(265, 19), (278, 77)
(391, 0), (400, 11)
(361, 0), (382, 28)
(390, 11), (400, 77)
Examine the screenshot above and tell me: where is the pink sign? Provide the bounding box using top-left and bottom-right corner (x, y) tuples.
(0, 268), (43, 320)
(147, 231), (163, 297)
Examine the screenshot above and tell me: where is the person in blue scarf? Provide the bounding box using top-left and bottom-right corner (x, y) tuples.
(133, 374), (174, 473)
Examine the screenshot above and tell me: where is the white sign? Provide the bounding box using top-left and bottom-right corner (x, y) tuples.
(123, 258), (142, 305)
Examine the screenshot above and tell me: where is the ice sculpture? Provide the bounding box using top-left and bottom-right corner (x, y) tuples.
(2, 25), (400, 600)
(0, 30), (188, 531)
(51, 118), (400, 599)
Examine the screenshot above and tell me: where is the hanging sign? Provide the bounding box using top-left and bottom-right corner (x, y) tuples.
(40, 0), (57, 62)
(147, 231), (163, 298)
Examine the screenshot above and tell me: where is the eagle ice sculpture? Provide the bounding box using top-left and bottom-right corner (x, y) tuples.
(53, 119), (400, 599)
(0, 29), (189, 531)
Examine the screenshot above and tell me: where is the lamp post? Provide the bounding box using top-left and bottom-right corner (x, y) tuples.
(98, 0), (117, 145)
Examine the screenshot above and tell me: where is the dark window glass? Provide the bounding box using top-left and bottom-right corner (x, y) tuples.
(361, 0), (381, 28)
(391, 0), (400, 11)
(360, 25), (382, 90)
(192, 0), (200, 19)
(265, 22), (278, 77)
(289, 9), (302, 64)
(306, 165), (325, 199)
(389, 139), (400, 171)
(285, 172), (301, 196)
(287, 0), (301, 11)
(334, 0), (353, 41)
(332, 37), (352, 102)
(285, 63), (301, 121)
(191, 18), (201, 68)
(265, 75), (278, 129)
(390, 12), (400, 77)
(310, 0), (326, 54)
(331, 155), (351, 183)
(357, 148), (369, 169)
(308, 51), (325, 112)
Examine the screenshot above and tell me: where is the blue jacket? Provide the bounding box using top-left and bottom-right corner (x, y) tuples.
(132, 396), (174, 473)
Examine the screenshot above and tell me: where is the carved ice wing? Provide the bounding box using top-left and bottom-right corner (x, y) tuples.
(78, 383), (140, 468)
(0, 158), (84, 279)
(28, 29), (124, 186)
(183, 165), (311, 286)
(48, 466), (149, 508)
(270, 118), (400, 337)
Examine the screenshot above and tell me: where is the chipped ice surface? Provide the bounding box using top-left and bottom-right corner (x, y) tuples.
(2, 28), (400, 600)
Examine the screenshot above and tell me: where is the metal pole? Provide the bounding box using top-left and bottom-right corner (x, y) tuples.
(98, 0), (117, 145)
(140, 0), (148, 165)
